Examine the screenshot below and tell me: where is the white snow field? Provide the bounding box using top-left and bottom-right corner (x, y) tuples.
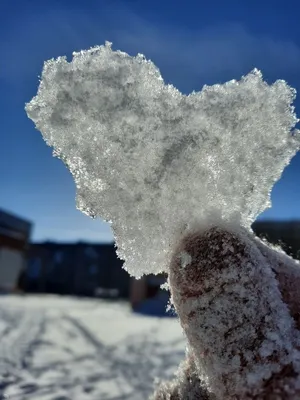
(0, 295), (185, 400)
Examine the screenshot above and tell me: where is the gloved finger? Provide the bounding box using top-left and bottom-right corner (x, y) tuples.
(168, 225), (300, 399)
(151, 354), (212, 400)
(254, 237), (300, 329)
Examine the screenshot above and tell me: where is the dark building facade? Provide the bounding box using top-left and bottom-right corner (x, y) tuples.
(23, 220), (300, 301)
(26, 242), (129, 298)
(252, 220), (300, 260)
(0, 209), (32, 292)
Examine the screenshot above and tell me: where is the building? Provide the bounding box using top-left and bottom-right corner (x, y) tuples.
(26, 242), (130, 298)
(252, 220), (300, 260)
(130, 274), (167, 308)
(130, 273), (175, 317)
(0, 209), (32, 292)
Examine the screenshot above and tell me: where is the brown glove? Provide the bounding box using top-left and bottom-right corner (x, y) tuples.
(153, 225), (300, 399)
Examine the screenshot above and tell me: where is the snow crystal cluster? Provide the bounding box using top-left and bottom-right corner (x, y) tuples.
(25, 42), (299, 277)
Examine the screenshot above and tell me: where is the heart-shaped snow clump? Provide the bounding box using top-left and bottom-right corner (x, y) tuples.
(25, 42), (300, 277)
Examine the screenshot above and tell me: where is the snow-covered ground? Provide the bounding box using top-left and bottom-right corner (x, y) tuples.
(0, 295), (185, 400)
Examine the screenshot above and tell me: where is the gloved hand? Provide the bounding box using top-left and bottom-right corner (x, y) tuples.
(152, 225), (300, 399)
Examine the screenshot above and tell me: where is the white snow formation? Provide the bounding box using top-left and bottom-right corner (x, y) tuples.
(25, 42), (300, 277)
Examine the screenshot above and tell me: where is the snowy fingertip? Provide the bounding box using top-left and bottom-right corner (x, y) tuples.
(169, 226), (300, 399)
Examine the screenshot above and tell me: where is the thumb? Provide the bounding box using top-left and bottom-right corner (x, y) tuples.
(168, 225), (300, 399)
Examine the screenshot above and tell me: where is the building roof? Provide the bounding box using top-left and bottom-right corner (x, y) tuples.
(0, 209), (32, 238)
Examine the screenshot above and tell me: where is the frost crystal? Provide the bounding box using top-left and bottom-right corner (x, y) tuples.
(25, 42), (300, 277)
(180, 252), (192, 269)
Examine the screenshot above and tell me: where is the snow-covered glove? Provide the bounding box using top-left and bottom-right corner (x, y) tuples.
(152, 225), (300, 399)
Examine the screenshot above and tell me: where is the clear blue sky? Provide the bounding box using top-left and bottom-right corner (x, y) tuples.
(1, 0), (299, 242)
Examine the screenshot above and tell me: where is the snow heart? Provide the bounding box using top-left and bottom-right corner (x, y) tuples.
(25, 42), (299, 278)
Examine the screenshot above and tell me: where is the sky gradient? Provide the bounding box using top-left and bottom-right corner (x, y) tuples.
(1, 0), (299, 242)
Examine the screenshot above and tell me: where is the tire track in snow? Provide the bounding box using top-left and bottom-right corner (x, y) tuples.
(0, 298), (185, 400)
(0, 305), (44, 397)
(64, 314), (185, 399)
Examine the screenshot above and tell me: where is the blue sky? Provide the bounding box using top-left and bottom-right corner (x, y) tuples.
(1, 0), (299, 242)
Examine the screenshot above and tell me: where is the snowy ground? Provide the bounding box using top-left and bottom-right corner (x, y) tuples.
(0, 295), (186, 400)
